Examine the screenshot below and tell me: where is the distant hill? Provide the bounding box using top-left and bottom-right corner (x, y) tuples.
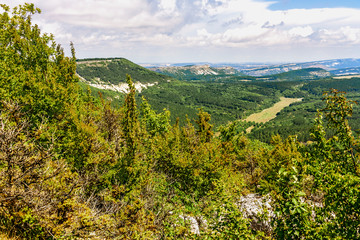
(237, 58), (360, 76)
(145, 58), (360, 77)
(150, 64), (246, 81)
(330, 67), (360, 76)
(259, 68), (331, 81)
(76, 58), (173, 85)
(149, 64), (331, 82)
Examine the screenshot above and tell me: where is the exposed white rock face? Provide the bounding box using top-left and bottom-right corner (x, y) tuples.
(151, 65), (220, 76)
(238, 194), (273, 233)
(193, 65), (219, 75)
(77, 72), (158, 93)
(87, 82), (158, 93)
(308, 71), (331, 77)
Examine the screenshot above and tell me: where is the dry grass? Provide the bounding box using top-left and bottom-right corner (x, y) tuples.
(245, 97), (302, 124)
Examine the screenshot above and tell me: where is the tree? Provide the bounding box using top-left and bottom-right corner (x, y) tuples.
(271, 89), (360, 239)
(0, 4), (100, 238)
(140, 96), (170, 137)
(307, 89), (360, 238)
(0, 3), (78, 124)
(122, 74), (139, 157)
(195, 108), (213, 143)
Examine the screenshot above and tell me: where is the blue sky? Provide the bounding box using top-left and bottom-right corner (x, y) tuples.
(264, 0), (360, 10)
(3, 0), (360, 63)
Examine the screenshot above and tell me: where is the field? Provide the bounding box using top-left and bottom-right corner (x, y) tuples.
(245, 97), (303, 123)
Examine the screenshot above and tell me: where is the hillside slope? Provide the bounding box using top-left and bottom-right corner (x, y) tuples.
(77, 58), (173, 85)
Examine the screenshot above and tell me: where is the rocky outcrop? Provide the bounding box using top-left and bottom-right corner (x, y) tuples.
(238, 194), (274, 233)
(85, 81), (158, 93)
(173, 194), (274, 235)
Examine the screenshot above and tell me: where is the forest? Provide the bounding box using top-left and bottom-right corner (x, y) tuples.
(78, 59), (360, 143)
(1, 4), (360, 239)
(77, 62), (283, 126)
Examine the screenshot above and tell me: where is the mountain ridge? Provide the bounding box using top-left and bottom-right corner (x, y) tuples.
(144, 58), (360, 77)
(76, 58), (174, 85)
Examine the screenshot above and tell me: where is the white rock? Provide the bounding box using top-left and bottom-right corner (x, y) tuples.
(238, 194), (274, 232)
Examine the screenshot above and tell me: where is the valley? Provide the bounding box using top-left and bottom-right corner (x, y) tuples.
(77, 57), (360, 143)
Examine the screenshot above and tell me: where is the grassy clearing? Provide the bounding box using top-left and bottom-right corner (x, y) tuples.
(245, 97), (302, 123)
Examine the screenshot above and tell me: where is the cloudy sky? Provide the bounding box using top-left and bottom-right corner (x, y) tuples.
(3, 0), (360, 63)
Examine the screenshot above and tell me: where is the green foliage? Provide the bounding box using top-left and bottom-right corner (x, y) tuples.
(272, 166), (311, 239)
(140, 80), (281, 126)
(206, 196), (253, 239)
(78, 81), (124, 108)
(304, 89), (360, 238)
(270, 89), (360, 239)
(141, 96), (171, 136)
(196, 108), (213, 143)
(302, 77), (360, 95)
(260, 135), (304, 193)
(122, 75), (139, 156)
(0, 101), (89, 239)
(0, 3), (78, 124)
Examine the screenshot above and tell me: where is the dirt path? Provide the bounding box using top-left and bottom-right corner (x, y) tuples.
(245, 97), (302, 124)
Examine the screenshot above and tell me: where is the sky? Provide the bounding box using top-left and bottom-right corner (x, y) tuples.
(3, 0), (360, 64)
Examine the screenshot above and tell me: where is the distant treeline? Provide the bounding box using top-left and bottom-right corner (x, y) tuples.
(76, 57), (126, 62)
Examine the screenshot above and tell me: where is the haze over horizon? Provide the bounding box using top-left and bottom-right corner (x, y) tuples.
(3, 0), (360, 64)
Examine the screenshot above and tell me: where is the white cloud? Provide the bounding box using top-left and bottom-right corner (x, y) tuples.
(315, 26), (360, 44)
(289, 26), (314, 38)
(2, 0), (360, 61)
(223, 25), (270, 43)
(158, 0), (177, 15)
(340, 26), (360, 43)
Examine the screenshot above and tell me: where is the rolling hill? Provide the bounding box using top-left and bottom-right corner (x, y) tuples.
(257, 68), (331, 81)
(150, 64), (247, 81)
(76, 58), (173, 85)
